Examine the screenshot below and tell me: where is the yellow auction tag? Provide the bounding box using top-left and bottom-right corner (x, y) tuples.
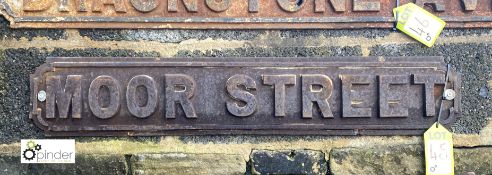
(393, 3), (446, 47)
(424, 123), (454, 175)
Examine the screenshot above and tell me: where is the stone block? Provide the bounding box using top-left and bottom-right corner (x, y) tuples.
(250, 149), (327, 175)
(330, 145), (424, 175)
(330, 145), (492, 175)
(0, 153), (127, 175)
(455, 147), (492, 174)
(130, 153), (245, 175)
(0, 153), (28, 174)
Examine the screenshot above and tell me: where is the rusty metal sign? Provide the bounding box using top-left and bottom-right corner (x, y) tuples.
(30, 57), (461, 136)
(1, 0), (491, 28)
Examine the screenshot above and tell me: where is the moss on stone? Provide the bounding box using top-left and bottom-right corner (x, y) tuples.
(0, 153), (127, 175)
(455, 147), (492, 174)
(250, 149), (327, 175)
(130, 153), (245, 175)
(330, 145), (424, 175)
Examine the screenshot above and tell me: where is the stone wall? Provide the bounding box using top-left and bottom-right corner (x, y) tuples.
(0, 16), (491, 174)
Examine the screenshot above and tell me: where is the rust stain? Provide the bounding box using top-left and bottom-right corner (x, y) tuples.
(0, 0), (491, 28)
(30, 57), (461, 136)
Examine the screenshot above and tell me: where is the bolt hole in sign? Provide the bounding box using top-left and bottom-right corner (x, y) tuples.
(394, 3), (446, 47)
(424, 123), (454, 175)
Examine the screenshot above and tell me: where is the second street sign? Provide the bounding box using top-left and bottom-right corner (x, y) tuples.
(30, 57), (461, 136)
(1, 0), (491, 28)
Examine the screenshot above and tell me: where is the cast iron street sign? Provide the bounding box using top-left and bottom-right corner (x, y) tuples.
(1, 0), (491, 28)
(30, 57), (460, 136)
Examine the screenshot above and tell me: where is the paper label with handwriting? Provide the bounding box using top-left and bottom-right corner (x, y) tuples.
(394, 3), (446, 47)
(424, 123), (454, 175)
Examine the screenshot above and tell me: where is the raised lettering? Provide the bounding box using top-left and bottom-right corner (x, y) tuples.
(249, 0), (259, 12)
(277, 0), (305, 12)
(415, 0), (445, 12)
(58, 0), (69, 12)
(131, 0), (158, 12)
(263, 75), (296, 117)
(58, 0), (88, 12)
(206, 0), (232, 12)
(126, 75), (158, 118)
(89, 76), (121, 119)
(23, 0), (52, 11)
(165, 74), (197, 119)
(46, 75), (82, 119)
(58, 0), (87, 12)
(77, 0), (88, 11)
(379, 75), (409, 117)
(302, 74), (334, 118)
(341, 75), (373, 118)
(315, 0), (346, 12)
(92, 0), (127, 13)
(353, 0), (380, 11)
(226, 74), (257, 117)
(413, 74), (445, 117)
(461, 0), (478, 11)
(168, 0), (198, 12)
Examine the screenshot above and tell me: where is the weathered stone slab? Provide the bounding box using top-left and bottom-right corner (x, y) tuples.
(250, 150), (327, 175)
(330, 145), (424, 175)
(130, 153), (245, 175)
(0, 153), (28, 174)
(0, 153), (127, 175)
(455, 147), (492, 175)
(331, 145), (492, 175)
